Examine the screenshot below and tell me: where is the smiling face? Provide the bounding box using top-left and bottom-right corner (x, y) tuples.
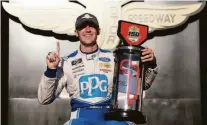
(75, 22), (100, 47)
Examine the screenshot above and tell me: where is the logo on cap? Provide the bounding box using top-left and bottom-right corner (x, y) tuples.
(82, 14), (93, 19)
(127, 26), (140, 43)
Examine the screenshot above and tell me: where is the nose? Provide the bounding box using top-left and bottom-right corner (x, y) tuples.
(85, 25), (91, 32)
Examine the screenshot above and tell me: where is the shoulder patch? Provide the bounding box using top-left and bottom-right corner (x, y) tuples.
(64, 50), (78, 59)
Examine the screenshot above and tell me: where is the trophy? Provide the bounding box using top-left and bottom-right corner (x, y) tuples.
(105, 20), (149, 124)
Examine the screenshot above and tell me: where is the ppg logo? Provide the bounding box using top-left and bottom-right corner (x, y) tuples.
(79, 74), (108, 98)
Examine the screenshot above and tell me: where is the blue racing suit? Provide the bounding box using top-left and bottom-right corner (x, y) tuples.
(38, 48), (158, 125)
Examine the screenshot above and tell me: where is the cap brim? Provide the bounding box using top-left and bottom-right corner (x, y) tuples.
(76, 20), (99, 30)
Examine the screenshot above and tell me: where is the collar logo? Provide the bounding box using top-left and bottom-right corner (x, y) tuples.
(2, 0), (206, 50)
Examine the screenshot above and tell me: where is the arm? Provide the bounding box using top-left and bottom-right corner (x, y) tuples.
(143, 58), (158, 90)
(38, 66), (67, 105)
(37, 41), (67, 105)
(141, 47), (158, 90)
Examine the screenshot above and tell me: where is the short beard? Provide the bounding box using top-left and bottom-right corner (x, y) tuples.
(80, 40), (97, 47)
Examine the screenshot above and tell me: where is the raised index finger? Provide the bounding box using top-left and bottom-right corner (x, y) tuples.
(56, 41), (60, 56)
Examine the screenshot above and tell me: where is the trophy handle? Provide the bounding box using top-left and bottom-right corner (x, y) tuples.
(120, 59), (140, 106)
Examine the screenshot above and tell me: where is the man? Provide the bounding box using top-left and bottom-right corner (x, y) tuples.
(38, 13), (158, 125)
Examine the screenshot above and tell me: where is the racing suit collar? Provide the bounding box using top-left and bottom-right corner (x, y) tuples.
(79, 45), (99, 54)
(79, 46), (100, 60)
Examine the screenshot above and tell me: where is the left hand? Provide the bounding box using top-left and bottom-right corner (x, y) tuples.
(141, 46), (156, 62)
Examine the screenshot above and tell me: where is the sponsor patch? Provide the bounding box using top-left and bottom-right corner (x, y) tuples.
(71, 58), (83, 66)
(104, 63), (111, 68)
(72, 65), (85, 70)
(86, 54), (97, 60)
(72, 68), (84, 73)
(99, 63), (104, 67)
(99, 63), (111, 69)
(100, 69), (112, 73)
(74, 73), (85, 78)
(99, 57), (111, 62)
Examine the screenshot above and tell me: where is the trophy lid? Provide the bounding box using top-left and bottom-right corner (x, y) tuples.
(114, 45), (145, 54)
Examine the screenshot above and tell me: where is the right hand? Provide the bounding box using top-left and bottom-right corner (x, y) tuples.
(46, 41), (60, 69)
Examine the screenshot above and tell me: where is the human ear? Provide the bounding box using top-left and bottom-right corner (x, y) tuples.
(97, 28), (101, 35)
(75, 30), (78, 37)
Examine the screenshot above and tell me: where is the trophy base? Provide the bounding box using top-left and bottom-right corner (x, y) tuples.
(104, 108), (147, 124)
